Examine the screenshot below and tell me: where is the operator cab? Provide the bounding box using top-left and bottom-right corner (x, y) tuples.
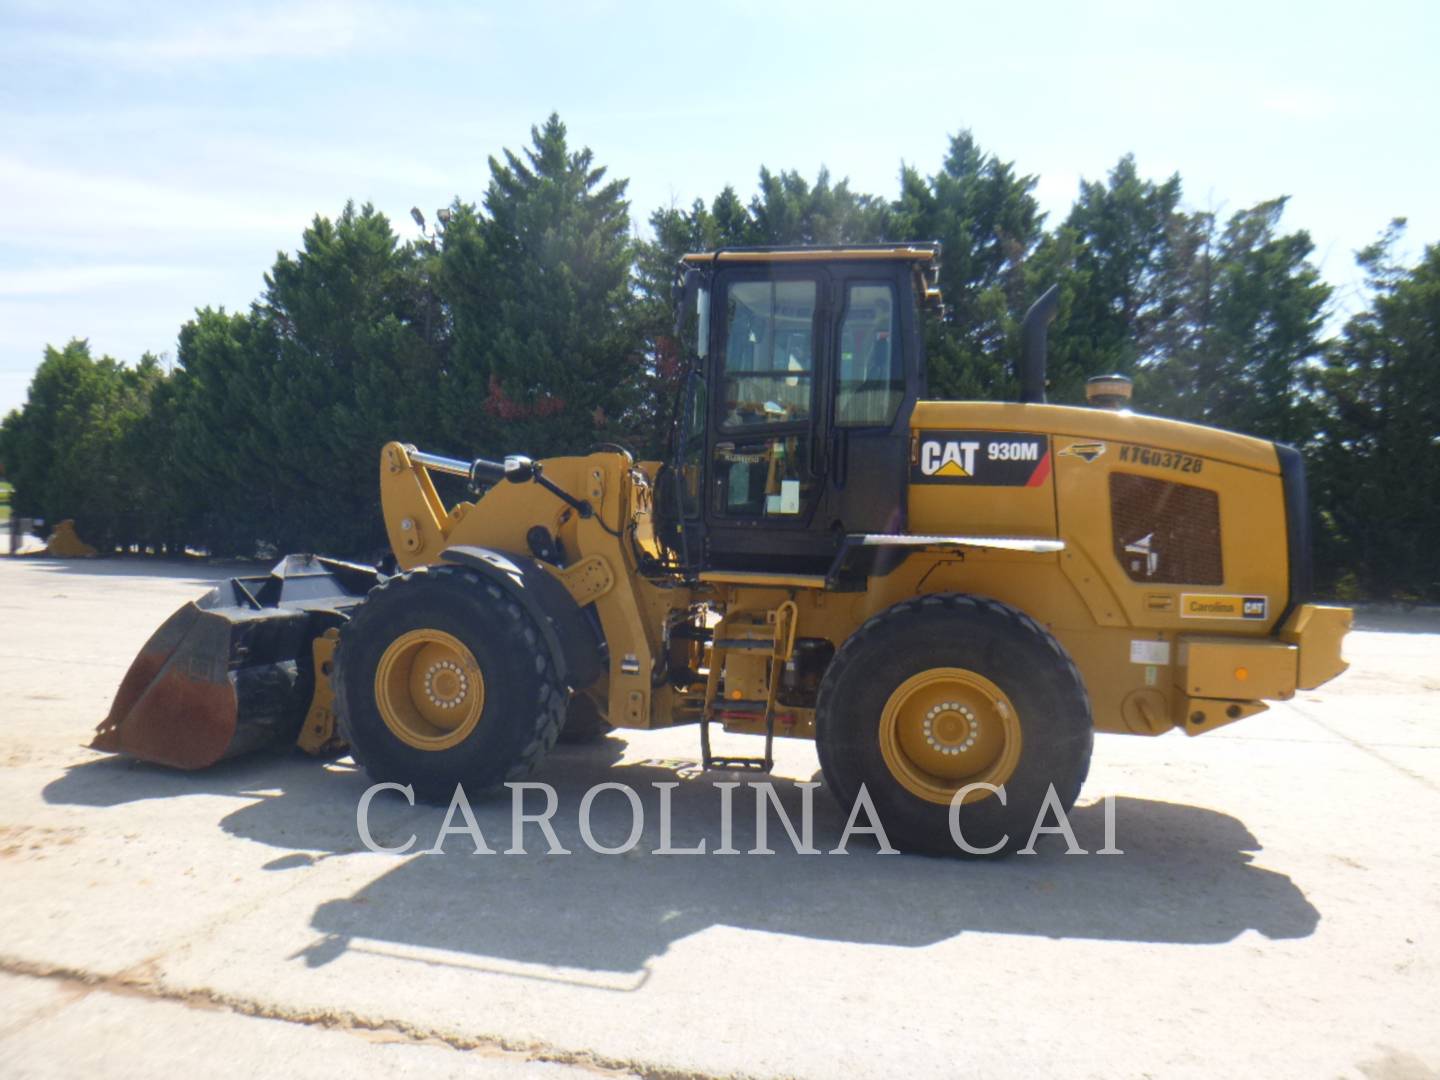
(661, 245), (941, 574)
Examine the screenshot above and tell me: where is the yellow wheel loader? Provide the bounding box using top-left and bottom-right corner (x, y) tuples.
(92, 245), (1352, 854)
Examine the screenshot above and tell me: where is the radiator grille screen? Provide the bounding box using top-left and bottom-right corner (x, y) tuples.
(1110, 472), (1223, 584)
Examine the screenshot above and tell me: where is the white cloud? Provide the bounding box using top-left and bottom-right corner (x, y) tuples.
(0, 264), (197, 297)
(0, 156), (309, 238)
(13, 2), (359, 64)
(111, 3), (370, 62)
(187, 132), (465, 191)
(4, 1), (484, 67)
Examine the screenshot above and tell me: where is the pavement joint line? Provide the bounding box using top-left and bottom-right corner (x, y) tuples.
(0, 969), (92, 1041)
(0, 955), (707, 1080)
(97, 860), (350, 986)
(1286, 700), (1440, 796)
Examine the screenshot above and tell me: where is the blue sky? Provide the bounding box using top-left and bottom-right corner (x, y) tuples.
(1, 0), (1435, 416)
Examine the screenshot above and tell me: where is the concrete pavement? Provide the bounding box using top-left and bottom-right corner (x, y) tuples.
(0, 557), (1436, 1078)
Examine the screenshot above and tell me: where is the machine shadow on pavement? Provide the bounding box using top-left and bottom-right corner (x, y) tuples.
(44, 735), (1320, 977)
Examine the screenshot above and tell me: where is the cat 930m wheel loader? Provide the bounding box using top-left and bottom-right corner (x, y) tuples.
(92, 244), (1353, 854)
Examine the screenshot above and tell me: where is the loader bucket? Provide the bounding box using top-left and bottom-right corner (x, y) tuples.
(91, 555), (379, 769)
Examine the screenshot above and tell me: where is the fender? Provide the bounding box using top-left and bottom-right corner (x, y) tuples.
(439, 545), (605, 689)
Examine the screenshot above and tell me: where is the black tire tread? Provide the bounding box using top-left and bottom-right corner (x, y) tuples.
(815, 592), (1094, 855)
(334, 564), (566, 802)
(558, 691), (614, 745)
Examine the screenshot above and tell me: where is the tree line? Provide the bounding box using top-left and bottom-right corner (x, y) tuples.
(1, 115), (1435, 599)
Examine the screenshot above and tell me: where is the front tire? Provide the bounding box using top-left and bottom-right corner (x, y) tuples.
(816, 594), (1093, 856)
(558, 691), (614, 744)
(334, 565), (566, 804)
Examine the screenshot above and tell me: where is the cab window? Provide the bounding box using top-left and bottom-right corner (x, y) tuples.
(720, 279), (817, 428)
(715, 435), (815, 518)
(834, 282), (901, 426)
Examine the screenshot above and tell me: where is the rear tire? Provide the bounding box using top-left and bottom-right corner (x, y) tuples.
(816, 594), (1093, 856)
(334, 565), (566, 804)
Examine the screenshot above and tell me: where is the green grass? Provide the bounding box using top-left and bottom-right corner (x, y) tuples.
(0, 481), (11, 527)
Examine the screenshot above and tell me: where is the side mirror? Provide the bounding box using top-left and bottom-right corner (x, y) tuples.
(673, 267), (702, 337)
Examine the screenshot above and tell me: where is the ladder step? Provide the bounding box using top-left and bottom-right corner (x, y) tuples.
(713, 699), (768, 713)
(704, 755), (773, 773)
(700, 609), (786, 778)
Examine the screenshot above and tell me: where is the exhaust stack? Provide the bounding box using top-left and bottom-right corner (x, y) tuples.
(1019, 284), (1060, 405)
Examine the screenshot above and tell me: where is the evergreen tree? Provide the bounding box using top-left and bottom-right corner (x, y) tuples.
(748, 167), (890, 245)
(164, 202), (438, 556)
(1149, 199), (1330, 442)
(0, 340), (96, 528)
(433, 198), (495, 455)
(258, 201), (439, 554)
(168, 307), (286, 554)
(711, 186), (754, 246)
(444, 114), (639, 458)
(1312, 222), (1440, 599)
(1, 115), (1433, 600)
(894, 132), (1044, 399)
(1038, 155), (1187, 401)
(0, 341), (166, 551)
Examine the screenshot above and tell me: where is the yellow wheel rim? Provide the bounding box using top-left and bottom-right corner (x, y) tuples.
(878, 667), (1022, 805)
(374, 629), (486, 751)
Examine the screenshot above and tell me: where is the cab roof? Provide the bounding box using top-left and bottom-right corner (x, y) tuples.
(680, 243), (939, 266)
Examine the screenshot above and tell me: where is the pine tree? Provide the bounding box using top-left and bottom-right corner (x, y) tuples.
(0, 341), (96, 528)
(1149, 199), (1329, 442)
(3, 115), (1433, 602)
(169, 307), (287, 554)
(258, 201), (440, 553)
(163, 202), (438, 556)
(1037, 155), (1186, 402)
(1312, 222), (1440, 599)
(0, 341), (169, 551)
(895, 132), (1044, 399)
(748, 167), (890, 245)
(446, 114), (639, 458)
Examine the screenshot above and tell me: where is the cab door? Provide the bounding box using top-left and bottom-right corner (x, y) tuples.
(821, 268), (916, 537)
(703, 268), (835, 570)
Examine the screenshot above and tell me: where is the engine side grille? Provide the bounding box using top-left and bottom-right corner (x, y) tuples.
(1110, 472), (1223, 585)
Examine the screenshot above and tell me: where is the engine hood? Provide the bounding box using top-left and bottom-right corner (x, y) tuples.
(909, 401), (1280, 474)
